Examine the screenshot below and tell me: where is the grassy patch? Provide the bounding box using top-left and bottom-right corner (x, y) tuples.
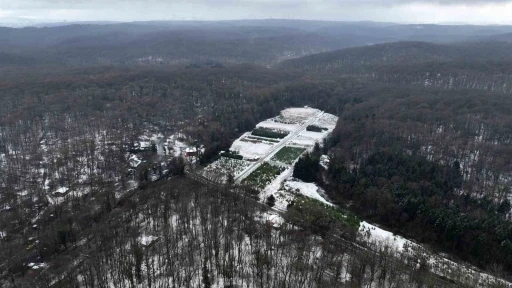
(306, 125), (328, 132)
(252, 127), (289, 139)
(240, 138), (262, 144)
(271, 146), (306, 164)
(243, 163), (285, 190)
(286, 196), (360, 235)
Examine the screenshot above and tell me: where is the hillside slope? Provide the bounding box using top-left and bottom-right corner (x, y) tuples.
(280, 41), (512, 94)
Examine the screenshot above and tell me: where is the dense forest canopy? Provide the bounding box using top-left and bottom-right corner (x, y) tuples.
(280, 41), (512, 95)
(0, 19), (512, 287)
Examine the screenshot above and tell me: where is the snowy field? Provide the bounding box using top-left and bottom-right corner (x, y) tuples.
(289, 133), (324, 148)
(230, 136), (277, 159)
(223, 107), (338, 201)
(287, 114), (337, 149)
(235, 108), (338, 159)
(280, 107), (319, 123)
(256, 107), (323, 133)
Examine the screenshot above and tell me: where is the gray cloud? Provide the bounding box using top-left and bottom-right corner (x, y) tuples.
(2, 0), (512, 9)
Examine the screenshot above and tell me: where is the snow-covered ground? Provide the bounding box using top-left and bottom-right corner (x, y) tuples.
(128, 154), (142, 168)
(283, 180), (333, 206)
(259, 167), (295, 210)
(165, 134), (193, 157)
(280, 107), (319, 123)
(289, 133), (323, 148)
(28, 262), (47, 270)
(203, 107), (338, 187)
(138, 235), (159, 246)
(255, 107), (324, 133)
(255, 212), (285, 228)
(261, 177), (335, 212)
(211, 107), (338, 204)
(359, 221), (416, 252)
(230, 136), (277, 159)
(256, 120), (300, 133)
(55, 187), (69, 194)
(287, 114), (337, 149)
(315, 113), (338, 129)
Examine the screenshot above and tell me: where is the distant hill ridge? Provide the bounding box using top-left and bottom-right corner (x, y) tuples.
(280, 41), (512, 70)
(1, 20), (512, 66)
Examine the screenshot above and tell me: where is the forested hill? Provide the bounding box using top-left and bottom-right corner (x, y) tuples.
(280, 41), (512, 70)
(2, 20), (512, 67)
(0, 23), (384, 66)
(279, 41), (512, 94)
(0, 62), (511, 286)
(479, 32), (512, 43)
(0, 52), (40, 66)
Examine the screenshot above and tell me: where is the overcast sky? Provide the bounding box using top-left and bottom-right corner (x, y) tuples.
(1, 0), (512, 24)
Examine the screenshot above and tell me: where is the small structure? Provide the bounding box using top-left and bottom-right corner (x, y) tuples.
(185, 147), (198, 157)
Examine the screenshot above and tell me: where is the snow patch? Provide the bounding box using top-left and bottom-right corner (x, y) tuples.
(284, 180), (333, 206)
(359, 221), (417, 252)
(256, 212), (284, 228)
(138, 235), (159, 246)
(55, 187), (69, 194)
(128, 154), (142, 168)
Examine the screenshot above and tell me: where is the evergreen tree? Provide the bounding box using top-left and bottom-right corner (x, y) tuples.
(266, 195), (276, 207)
(293, 152), (320, 183)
